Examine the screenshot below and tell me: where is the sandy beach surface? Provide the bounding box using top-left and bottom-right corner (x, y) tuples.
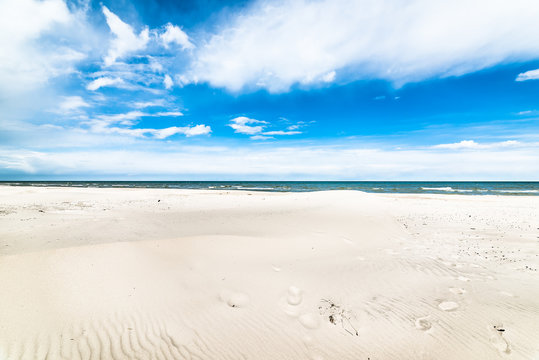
(0, 186), (538, 360)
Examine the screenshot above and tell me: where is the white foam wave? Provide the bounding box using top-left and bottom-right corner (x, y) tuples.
(492, 189), (539, 193)
(421, 187), (475, 193)
(234, 186), (275, 190)
(421, 187), (455, 191)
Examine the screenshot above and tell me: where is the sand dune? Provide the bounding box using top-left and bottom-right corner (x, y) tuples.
(1, 187), (538, 359)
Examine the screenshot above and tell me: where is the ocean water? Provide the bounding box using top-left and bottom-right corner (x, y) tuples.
(1, 181), (538, 195)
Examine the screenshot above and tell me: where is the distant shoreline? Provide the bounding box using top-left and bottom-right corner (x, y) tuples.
(1, 180), (538, 196)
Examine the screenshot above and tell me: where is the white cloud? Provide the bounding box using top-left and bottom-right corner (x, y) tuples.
(82, 11), (193, 93)
(175, 74), (193, 87)
(228, 116), (304, 138)
(148, 57), (164, 73)
(322, 71), (336, 83)
(86, 77), (124, 91)
(186, 0), (539, 92)
(228, 116), (267, 135)
(163, 74), (173, 89)
(250, 135), (272, 140)
(132, 100), (166, 108)
(3, 141), (539, 180)
(96, 111), (147, 125)
(79, 110), (200, 139)
(160, 23), (194, 50)
(86, 123), (209, 139)
(0, 0), (86, 95)
(432, 140), (521, 150)
(58, 96), (90, 113)
(263, 130), (301, 135)
(94, 110), (183, 126)
(102, 6), (149, 66)
(155, 111), (184, 117)
(153, 124), (211, 139)
(515, 69), (539, 81)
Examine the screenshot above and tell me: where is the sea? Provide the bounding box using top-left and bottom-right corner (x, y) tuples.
(1, 181), (538, 196)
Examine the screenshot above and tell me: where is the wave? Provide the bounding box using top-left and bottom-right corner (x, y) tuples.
(234, 186), (275, 190)
(421, 187), (475, 193)
(422, 187), (454, 191)
(492, 189), (539, 193)
(2, 182), (537, 196)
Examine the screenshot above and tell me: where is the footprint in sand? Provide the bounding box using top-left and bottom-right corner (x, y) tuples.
(299, 313), (320, 329)
(280, 286), (303, 316)
(438, 301), (459, 311)
(287, 286), (303, 306)
(414, 316), (432, 331)
(457, 276), (470, 282)
(489, 325), (511, 355)
(219, 290), (250, 308)
(449, 287), (467, 295)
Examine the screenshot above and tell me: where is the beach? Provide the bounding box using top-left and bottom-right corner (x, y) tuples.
(0, 186), (538, 359)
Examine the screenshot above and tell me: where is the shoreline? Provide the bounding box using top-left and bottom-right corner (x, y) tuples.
(1, 181), (538, 197)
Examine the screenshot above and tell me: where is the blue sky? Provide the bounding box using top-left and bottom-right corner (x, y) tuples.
(1, 0), (539, 180)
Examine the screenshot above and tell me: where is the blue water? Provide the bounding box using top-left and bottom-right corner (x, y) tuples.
(1, 181), (538, 195)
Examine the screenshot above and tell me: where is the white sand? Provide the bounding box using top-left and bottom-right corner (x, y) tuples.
(0, 186), (538, 359)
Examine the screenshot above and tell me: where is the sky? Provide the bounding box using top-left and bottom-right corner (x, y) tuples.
(1, 0), (539, 180)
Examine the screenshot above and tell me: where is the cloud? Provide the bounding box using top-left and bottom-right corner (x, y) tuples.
(321, 71), (336, 83)
(155, 111), (184, 117)
(263, 130), (301, 135)
(163, 74), (173, 89)
(83, 8), (194, 94)
(86, 66), (168, 93)
(153, 124), (211, 139)
(515, 68), (539, 81)
(78, 110), (205, 139)
(250, 135), (272, 140)
(132, 100), (166, 108)
(102, 6), (149, 66)
(0, 0), (86, 95)
(160, 23), (194, 50)
(148, 57), (164, 72)
(516, 109), (539, 117)
(186, 0), (539, 92)
(57, 96), (90, 113)
(95, 111), (148, 125)
(86, 77), (124, 91)
(432, 140), (521, 150)
(86, 123), (210, 139)
(3, 141), (539, 180)
(94, 110), (183, 126)
(227, 116), (304, 138)
(228, 116), (267, 135)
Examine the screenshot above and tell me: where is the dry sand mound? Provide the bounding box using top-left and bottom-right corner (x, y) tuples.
(1, 187), (538, 359)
